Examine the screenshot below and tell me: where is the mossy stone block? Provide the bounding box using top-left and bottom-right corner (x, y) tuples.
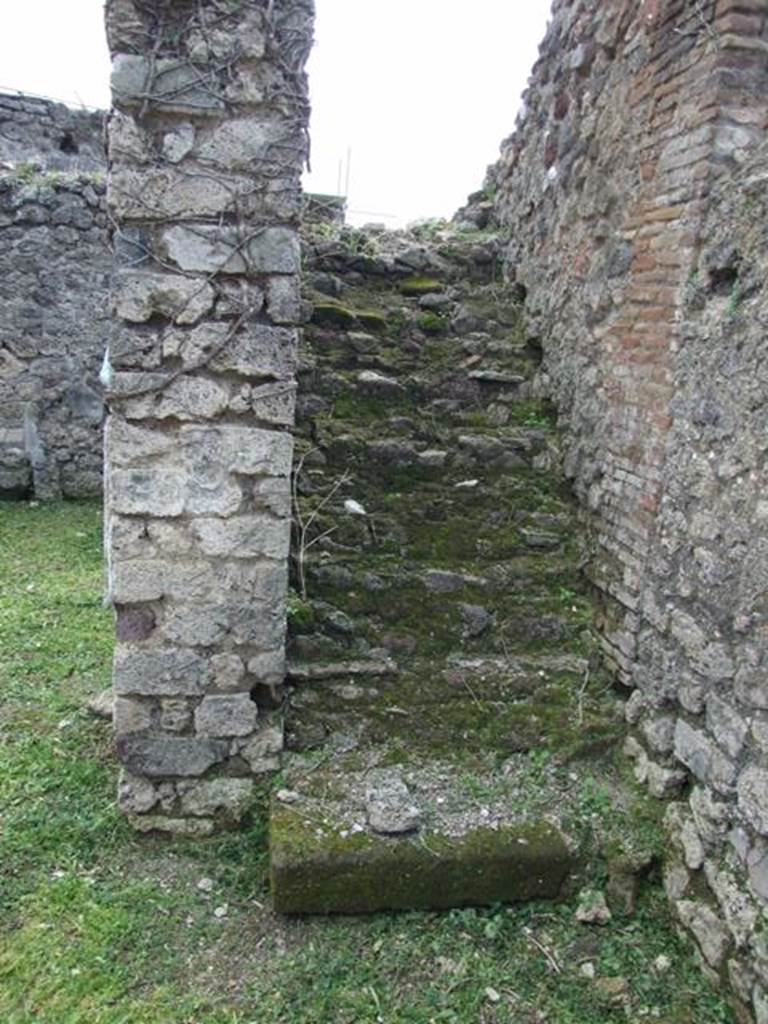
(400, 277), (444, 296)
(270, 808), (572, 914)
(311, 301), (358, 328)
(310, 301), (388, 333)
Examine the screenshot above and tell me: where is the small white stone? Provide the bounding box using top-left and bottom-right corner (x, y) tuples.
(276, 789), (300, 804)
(197, 877), (215, 893)
(653, 954), (672, 973)
(344, 499), (367, 517)
(485, 987), (501, 1004)
(213, 905), (228, 919)
(580, 962), (596, 979)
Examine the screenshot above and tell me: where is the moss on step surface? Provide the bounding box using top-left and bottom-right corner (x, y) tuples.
(399, 276), (445, 295)
(283, 218), (632, 917)
(311, 300), (388, 332)
(271, 807), (571, 914)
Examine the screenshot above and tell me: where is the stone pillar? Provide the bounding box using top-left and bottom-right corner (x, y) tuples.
(103, 0), (313, 834)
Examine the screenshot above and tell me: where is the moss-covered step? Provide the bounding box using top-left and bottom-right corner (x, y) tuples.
(270, 764), (573, 914)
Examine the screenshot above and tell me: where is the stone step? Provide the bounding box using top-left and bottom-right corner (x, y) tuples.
(270, 761), (575, 914)
(284, 651), (621, 762)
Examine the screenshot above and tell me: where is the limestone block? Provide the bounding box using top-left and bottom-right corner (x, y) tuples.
(108, 111), (153, 164)
(118, 769), (162, 814)
(113, 272), (215, 325)
(111, 54), (225, 115)
(641, 714), (676, 755)
(111, 168), (262, 221)
(162, 224), (301, 275)
(195, 118), (297, 170)
(252, 476), (291, 517)
(191, 515), (291, 559)
(755, 986), (768, 1024)
(247, 649), (286, 686)
(187, 17), (265, 61)
(109, 468), (186, 517)
(162, 602), (284, 649)
(110, 559), (166, 603)
(165, 321), (288, 374)
(674, 719), (737, 794)
(244, 382), (297, 426)
(104, 0), (145, 52)
(624, 689), (646, 725)
(215, 281), (266, 319)
(114, 645), (211, 696)
(210, 653), (246, 693)
(646, 760), (687, 798)
(180, 424), (293, 477)
(160, 699), (192, 733)
(162, 124), (195, 163)
(704, 862), (759, 948)
(107, 516), (156, 560)
(675, 899), (732, 969)
(267, 276), (302, 325)
(195, 694), (258, 738)
(107, 418), (175, 466)
(690, 785), (731, 845)
(161, 561), (284, 604)
(161, 605), (235, 648)
(754, 719), (768, 757)
(130, 815), (215, 837)
(211, 325), (298, 380)
(665, 804), (705, 869)
(669, 609), (735, 680)
(239, 721), (284, 772)
(113, 696), (153, 734)
(664, 857), (692, 901)
(117, 734), (228, 777)
(738, 768), (768, 835)
(706, 694), (748, 759)
(747, 841), (768, 901)
(114, 375), (230, 423)
(736, 655), (768, 710)
(178, 777), (254, 817)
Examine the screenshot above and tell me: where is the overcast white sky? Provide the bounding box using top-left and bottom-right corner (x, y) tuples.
(0, 0), (551, 225)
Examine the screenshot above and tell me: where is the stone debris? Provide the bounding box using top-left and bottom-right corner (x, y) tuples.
(575, 889), (612, 926)
(365, 773), (422, 835)
(86, 689), (115, 720)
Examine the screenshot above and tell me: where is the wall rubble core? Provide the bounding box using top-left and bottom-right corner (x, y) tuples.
(481, 0), (768, 1018)
(103, 0), (313, 834)
(0, 93), (109, 500)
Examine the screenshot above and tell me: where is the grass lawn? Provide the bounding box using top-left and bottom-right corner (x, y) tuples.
(0, 500), (735, 1023)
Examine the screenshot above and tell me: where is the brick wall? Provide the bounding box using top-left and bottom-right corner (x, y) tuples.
(488, 0), (768, 1016)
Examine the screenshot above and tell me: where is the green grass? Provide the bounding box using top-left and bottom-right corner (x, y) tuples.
(0, 501), (735, 1023)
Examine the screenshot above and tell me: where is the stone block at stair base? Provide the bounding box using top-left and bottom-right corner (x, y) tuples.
(270, 808), (571, 914)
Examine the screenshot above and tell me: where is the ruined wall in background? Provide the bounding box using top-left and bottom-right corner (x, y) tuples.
(0, 93), (108, 499)
(0, 91), (105, 172)
(103, 0), (312, 834)
(0, 174), (108, 499)
(483, 0), (768, 1016)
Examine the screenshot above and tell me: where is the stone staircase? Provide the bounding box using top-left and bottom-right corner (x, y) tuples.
(270, 221), (629, 913)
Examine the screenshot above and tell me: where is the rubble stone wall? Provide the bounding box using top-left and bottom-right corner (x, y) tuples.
(103, 0), (313, 835)
(0, 91), (105, 173)
(486, 0), (768, 1016)
(0, 173), (109, 499)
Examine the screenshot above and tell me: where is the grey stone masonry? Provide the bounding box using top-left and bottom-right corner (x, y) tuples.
(0, 173), (109, 499)
(104, 0), (313, 834)
(0, 91), (105, 173)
